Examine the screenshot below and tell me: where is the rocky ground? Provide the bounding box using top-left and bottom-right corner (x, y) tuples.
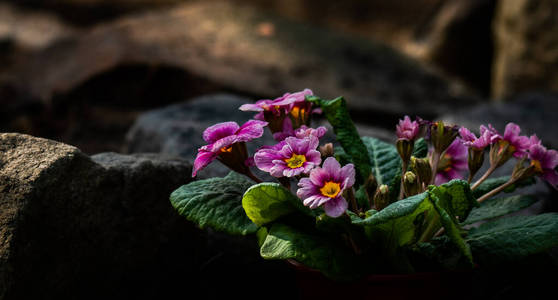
(1, 0), (558, 299)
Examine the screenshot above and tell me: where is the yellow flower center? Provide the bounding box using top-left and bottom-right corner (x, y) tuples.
(320, 181), (341, 198)
(284, 154), (306, 169)
(220, 146), (233, 153)
(530, 159), (543, 173)
(290, 106), (306, 119)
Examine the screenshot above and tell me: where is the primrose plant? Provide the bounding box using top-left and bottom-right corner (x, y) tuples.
(170, 89), (558, 280)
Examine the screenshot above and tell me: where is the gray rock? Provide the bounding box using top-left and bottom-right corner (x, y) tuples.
(0, 133), (198, 299)
(440, 92), (558, 149)
(6, 1), (479, 116)
(492, 0), (558, 99)
(0, 133), (295, 299)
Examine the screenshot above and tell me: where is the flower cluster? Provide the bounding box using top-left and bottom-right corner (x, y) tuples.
(194, 91), (557, 220)
(393, 115), (557, 200)
(193, 89), (355, 217)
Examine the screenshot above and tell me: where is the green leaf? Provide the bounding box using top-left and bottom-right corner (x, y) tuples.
(353, 192), (432, 247)
(462, 195), (539, 225)
(362, 136), (402, 186)
(410, 236), (471, 270)
(170, 172), (258, 235)
(428, 192), (474, 265)
(429, 179), (477, 222)
(260, 223), (365, 280)
(412, 138), (428, 158)
(308, 96), (371, 184)
(472, 176), (536, 199)
(242, 183), (310, 226)
(467, 213), (558, 265)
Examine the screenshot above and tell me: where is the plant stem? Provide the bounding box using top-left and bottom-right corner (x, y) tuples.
(429, 151), (441, 185)
(399, 161), (408, 200)
(476, 178), (517, 204)
(471, 165), (496, 190)
(246, 171), (263, 183)
(467, 172), (474, 184)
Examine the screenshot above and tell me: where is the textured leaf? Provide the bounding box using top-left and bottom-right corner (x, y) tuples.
(410, 236), (471, 270)
(242, 183), (308, 226)
(260, 223), (365, 280)
(170, 172), (258, 235)
(467, 213), (558, 265)
(412, 138), (428, 158)
(428, 192), (473, 264)
(472, 176), (536, 199)
(308, 96), (371, 183)
(463, 195), (539, 225)
(353, 192), (433, 247)
(429, 179), (477, 222)
(362, 136), (402, 186)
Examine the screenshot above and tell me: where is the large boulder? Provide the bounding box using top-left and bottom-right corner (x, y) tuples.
(5, 1), (479, 117)
(0, 133), (295, 299)
(492, 0), (558, 99)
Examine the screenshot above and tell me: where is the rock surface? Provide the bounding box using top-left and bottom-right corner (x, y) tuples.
(0, 133), (294, 299)
(492, 0), (558, 98)
(5, 1), (478, 117)
(440, 92), (558, 149)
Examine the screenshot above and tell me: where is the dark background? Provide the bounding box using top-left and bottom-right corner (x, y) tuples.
(1, 1), (557, 299)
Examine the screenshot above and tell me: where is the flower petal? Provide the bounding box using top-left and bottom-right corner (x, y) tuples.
(203, 122), (239, 143)
(236, 120), (268, 142)
(323, 196), (348, 218)
(192, 150), (217, 177)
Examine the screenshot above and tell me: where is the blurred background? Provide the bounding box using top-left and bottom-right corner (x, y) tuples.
(2, 0), (557, 155)
(1, 1), (558, 299)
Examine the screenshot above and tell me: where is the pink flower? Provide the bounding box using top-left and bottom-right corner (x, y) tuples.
(497, 123), (531, 158)
(254, 136), (321, 177)
(239, 99), (281, 121)
(192, 120), (267, 177)
(459, 125), (498, 150)
(434, 138), (468, 185)
(297, 157), (355, 217)
(239, 89), (316, 133)
(396, 115), (420, 141)
(528, 137), (558, 186)
(272, 118), (327, 142)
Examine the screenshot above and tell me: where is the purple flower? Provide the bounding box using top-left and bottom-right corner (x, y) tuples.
(254, 136), (321, 177)
(192, 120), (267, 177)
(272, 118), (327, 142)
(434, 138), (468, 185)
(297, 157), (355, 217)
(272, 89), (315, 128)
(528, 138), (558, 186)
(239, 99), (280, 121)
(459, 125), (498, 150)
(497, 123), (531, 158)
(396, 116), (420, 141)
(295, 125), (327, 139)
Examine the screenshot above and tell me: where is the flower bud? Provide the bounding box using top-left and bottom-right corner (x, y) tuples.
(409, 156), (432, 187)
(467, 147), (485, 179)
(319, 143), (334, 158)
(364, 174), (378, 203)
(374, 184), (390, 211)
(511, 158), (536, 182)
(489, 140), (517, 168)
(430, 121), (459, 154)
(403, 171), (420, 197)
(396, 139), (414, 164)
